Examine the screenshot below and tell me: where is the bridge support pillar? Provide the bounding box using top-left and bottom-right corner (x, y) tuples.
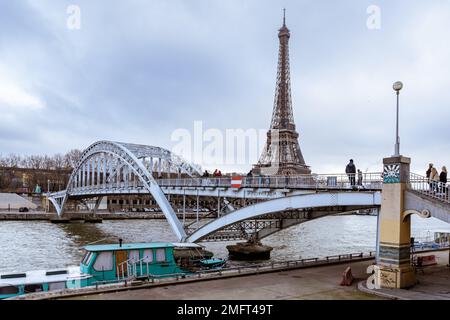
(376, 156), (415, 289)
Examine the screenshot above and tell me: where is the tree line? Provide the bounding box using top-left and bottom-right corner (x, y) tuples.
(0, 149), (83, 170)
(0, 149), (83, 193)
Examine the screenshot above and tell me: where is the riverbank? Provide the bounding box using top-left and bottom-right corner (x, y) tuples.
(10, 252), (378, 300)
(66, 255), (383, 300)
(0, 211), (204, 221)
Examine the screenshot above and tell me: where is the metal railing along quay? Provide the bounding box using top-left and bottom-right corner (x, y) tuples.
(114, 251), (377, 285)
(157, 172), (384, 191)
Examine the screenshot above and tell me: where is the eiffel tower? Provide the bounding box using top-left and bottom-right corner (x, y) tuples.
(253, 11), (311, 176)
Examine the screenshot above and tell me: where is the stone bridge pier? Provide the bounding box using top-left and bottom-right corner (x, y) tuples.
(376, 156), (415, 288)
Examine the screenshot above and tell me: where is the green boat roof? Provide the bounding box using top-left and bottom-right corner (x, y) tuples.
(84, 242), (174, 252)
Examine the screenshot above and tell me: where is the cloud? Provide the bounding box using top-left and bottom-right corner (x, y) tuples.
(0, 75), (45, 111)
(0, 0), (449, 175)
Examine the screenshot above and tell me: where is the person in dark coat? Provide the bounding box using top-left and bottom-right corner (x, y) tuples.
(440, 166), (447, 195)
(426, 163), (434, 190)
(440, 166), (447, 184)
(345, 159), (357, 186)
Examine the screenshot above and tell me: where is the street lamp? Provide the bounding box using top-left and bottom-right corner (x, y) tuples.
(393, 81), (403, 156)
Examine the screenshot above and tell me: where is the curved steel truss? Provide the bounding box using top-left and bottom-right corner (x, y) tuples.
(48, 141), (202, 241)
(186, 192), (381, 242)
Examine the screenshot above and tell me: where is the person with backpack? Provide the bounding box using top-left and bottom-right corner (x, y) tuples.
(345, 159), (357, 187)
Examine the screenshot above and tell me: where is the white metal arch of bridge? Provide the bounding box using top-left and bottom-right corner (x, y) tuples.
(48, 141), (202, 241)
(186, 191), (382, 243)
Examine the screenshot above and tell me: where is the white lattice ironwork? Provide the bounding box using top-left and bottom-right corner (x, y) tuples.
(48, 141), (203, 241)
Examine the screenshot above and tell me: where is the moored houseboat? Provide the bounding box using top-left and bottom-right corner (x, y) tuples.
(0, 241), (225, 299)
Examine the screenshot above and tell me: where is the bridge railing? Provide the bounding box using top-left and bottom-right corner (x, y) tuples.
(409, 173), (449, 204)
(157, 172), (383, 190)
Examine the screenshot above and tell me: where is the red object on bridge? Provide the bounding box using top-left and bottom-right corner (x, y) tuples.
(231, 176), (243, 188)
(340, 267), (354, 286)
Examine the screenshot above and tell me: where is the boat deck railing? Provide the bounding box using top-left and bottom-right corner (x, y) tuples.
(116, 256), (186, 282)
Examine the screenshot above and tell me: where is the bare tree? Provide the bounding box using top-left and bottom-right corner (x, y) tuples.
(6, 154), (22, 168)
(52, 153), (66, 169)
(64, 149), (83, 168)
(29, 155), (44, 170)
(0, 155), (8, 167)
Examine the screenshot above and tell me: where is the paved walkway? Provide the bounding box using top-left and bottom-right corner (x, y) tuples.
(360, 251), (450, 300)
(69, 250), (450, 300)
(71, 259), (384, 300)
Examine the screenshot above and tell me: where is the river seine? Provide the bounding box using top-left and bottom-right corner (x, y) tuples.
(1, 215), (449, 273)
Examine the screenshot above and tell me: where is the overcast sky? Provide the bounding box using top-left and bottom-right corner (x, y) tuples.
(0, 0), (449, 174)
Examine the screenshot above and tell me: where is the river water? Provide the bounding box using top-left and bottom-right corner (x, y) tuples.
(0, 216), (449, 273)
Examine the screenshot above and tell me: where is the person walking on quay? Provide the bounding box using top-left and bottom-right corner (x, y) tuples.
(346, 159), (357, 187)
(357, 169), (363, 187)
(429, 167), (440, 193)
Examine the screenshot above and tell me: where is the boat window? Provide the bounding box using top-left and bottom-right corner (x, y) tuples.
(93, 252), (113, 271)
(82, 252), (93, 265)
(156, 248), (166, 262)
(48, 282), (66, 291)
(24, 284), (43, 293)
(86, 253), (95, 266)
(129, 250), (140, 263)
(81, 252), (89, 264)
(0, 285), (19, 295)
(142, 249), (153, 263)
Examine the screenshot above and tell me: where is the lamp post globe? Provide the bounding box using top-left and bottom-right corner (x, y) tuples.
(393, 81), (403, 92)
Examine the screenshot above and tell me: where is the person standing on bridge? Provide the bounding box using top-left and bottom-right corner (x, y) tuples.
(430, 167), (440, 193)
(440, 166), (447, 195)
(426, 163), (434, 179)
(357, 169), (363, 187)
(426, 163), (434, 190)
(345, 159), (357, 187)
(440, 166), (447, 184)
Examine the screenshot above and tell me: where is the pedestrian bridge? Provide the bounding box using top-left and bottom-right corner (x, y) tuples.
(48, 140), (450, 242)
(185, 191), (382, 242)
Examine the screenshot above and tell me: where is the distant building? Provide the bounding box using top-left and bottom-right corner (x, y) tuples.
(0, 167), (72, 194)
